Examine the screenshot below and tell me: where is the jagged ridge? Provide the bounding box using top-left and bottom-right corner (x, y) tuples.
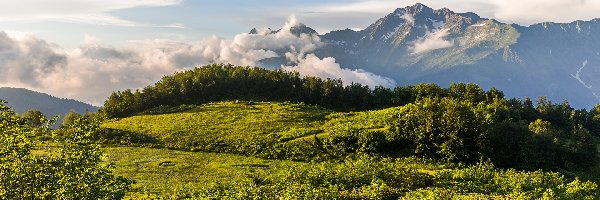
(250, 3), (600, 108)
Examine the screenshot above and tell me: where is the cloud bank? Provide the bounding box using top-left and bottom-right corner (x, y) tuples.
(411, 29), (454, 54)
(0, 15), (396, 105)
(282, 54), (396, 88)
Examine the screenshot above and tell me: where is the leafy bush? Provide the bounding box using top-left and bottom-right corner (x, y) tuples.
(191, 155), (432, 199)
(433, 162), (598, 199)
(0, 100), (132, 199)
(170, 156), (598, 199)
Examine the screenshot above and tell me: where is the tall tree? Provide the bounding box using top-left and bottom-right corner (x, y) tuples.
(62, 110), (81, 127)
(21, 109), (45, 127)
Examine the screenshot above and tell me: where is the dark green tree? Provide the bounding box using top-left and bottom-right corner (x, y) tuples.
(62, 109), (81, 127)
(392, 98), (485, 162)
(21, 109), (45, 127)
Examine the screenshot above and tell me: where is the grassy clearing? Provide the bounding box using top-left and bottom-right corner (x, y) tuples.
(104, 147), (305, 198)
(103, 146), (457, 199)
(102, 101), (329, 151)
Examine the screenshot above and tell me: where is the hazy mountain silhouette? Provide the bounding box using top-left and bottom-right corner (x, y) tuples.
(0, 87), (98, 124)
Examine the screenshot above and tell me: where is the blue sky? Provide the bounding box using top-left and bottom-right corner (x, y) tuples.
(0, 0), (599, 104)
(2, 0), (599, 48)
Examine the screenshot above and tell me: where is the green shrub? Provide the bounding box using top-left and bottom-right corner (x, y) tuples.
(193, 155), (432, 199)
(433, 162), (598, 199)
(0, 100), (132, 199)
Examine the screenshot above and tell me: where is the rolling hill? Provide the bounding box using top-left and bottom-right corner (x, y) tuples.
(100, 100), (600, 198)
(95, 65), (600, 197)
(102, 101), (330, 156)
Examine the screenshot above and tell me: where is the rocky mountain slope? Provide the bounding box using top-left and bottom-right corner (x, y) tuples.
(257, 3), (600, 108)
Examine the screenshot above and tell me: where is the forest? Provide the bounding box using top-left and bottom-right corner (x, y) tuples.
(2, 63), (600, 199)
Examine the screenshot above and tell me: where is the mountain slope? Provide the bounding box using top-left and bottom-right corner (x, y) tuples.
(319, 3), (518, 73)
(0, 87), (98, 121)
(255, 3), (600, 108)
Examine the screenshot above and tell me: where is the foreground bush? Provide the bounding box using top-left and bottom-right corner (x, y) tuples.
(0, 100), (132, 199)
(185, 155), (432, 199)
(179, 156), (598, 199)
(430, 162), (598, 199)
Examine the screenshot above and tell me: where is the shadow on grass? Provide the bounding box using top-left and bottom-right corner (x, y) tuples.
(230, 164), (269, 168)
(95, 128), (161, 147)
(136, 104), (199, 116)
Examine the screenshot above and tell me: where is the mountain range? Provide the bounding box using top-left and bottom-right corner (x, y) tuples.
(0, 87), (98, 123)
(258, 3), (600, 108)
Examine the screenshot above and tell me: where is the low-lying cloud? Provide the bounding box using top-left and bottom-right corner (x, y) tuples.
(282, 54), (396, 88)
(0, 15), (396, 105)
(399, 13), (415, 25)
(411, 29), (454, 54)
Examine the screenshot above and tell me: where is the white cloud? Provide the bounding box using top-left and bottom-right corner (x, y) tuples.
(0, 0), (182, 27)
(399, 13), (415, 25)
(0, 15), (396, 105)
(411, 29), (454, 54)
(282, 54), (396, 88)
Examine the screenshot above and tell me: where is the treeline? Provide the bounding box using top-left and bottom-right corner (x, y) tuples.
(101, 64), (504, 118)
(314, 96), (599, 171)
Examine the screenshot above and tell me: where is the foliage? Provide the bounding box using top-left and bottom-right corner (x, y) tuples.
(21, 109), (46, 127)
(96, 70), (600, 198)
(61, 109), (81, 127)
(0, 100), (132, 199)
(102, 146), (600, 199)
(195, 155), (431, 199)
(391, 97), (485, 162)
(429, 162), (598, 199)
(117, 152), (593, 199)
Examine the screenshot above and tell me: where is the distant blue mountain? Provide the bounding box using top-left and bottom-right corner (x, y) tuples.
(0, 87), (98, 124)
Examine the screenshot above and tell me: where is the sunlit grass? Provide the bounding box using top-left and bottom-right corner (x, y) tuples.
(104, 146), (306, 198)
(102, 101), (330, 151)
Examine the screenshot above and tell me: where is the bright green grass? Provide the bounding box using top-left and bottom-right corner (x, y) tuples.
(104, 146), (305, 199)
(102, 101), (330, 151)
(100, 101), (409, 159)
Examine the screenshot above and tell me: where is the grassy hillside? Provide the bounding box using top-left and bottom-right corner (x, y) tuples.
(4, 65), (600, 198)
(102, 101), (329, 156)
(98, 100), (600, 198)
(104, 147), (304, 199)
